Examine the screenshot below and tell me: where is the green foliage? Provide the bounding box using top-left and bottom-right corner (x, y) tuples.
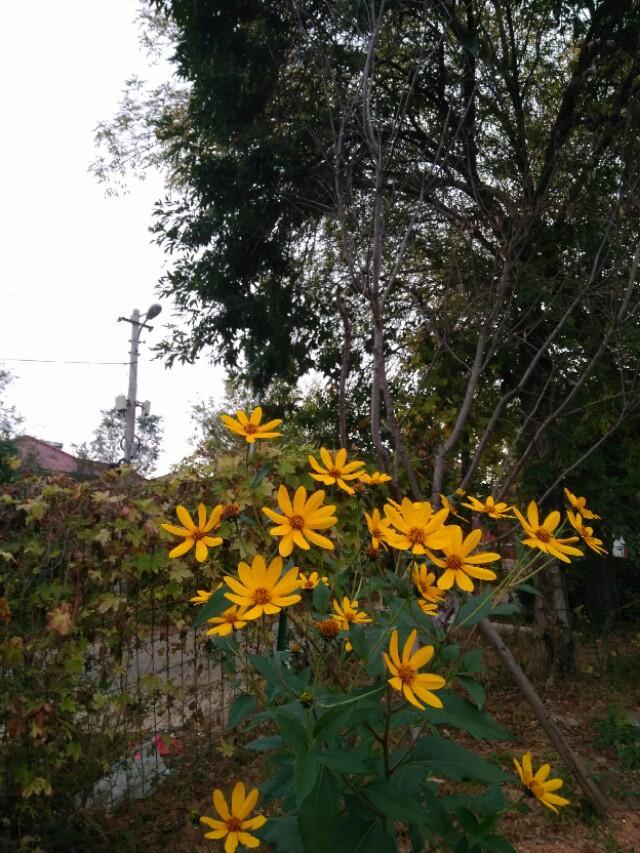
(87, 406), (163, 474)
(595, 709), (640, 771)
(170, 440), (521, 852)
(0, 466), (228, 843)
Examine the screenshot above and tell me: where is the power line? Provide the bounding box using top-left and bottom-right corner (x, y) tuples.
(1, 357), (131, 366)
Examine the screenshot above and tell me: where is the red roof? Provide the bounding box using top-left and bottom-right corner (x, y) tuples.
(15, 436), (106, 475)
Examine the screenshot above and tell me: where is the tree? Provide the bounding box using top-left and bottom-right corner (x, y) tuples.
(94, 0), (640, 495)
(95, 1), (640, 676)
(0, 367), (23, 482)
(88, 408), (163, 475)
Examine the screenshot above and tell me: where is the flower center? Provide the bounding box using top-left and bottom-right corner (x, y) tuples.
(253, 588), (272, 604)
(397, 664), (415, 685)
(407, 527), (425, 545)
(535, 528), (551, 543)
(529, 781), (544, 799)
(446, 555), (463, 571)
(318, 619), (340, 638)
(244, 424), (258, 434)
(192, 529), (206, 541)
(328, 468), (341, 478)
(226, 816), (242, 832)
(289, 514), (305, 530)
(224, 613), (239, 624)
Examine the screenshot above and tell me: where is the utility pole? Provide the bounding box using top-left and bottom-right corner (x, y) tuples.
(117, 304), (162, 464)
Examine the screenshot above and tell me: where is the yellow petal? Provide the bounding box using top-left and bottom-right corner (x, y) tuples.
(169, 539), (194, 559)
(277, 485), (293, 516)
(319, 447), (333, 469)
(402, 629), (417, 664)
(389, 629), (400, 668)
(408, 644), (434, 670)
(213, 788), (230, 820)
(161, 523), (191, 537)
(176, 505), (195, 531)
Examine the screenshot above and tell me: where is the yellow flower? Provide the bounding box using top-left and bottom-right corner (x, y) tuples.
(262, 485), (337, 557)
(317, 618), (340, 638)
(298, 571), (329, 589)
(190, 589), (214, 605)
(384, 498), (451, 554)
(359, 471), (392, 486)
(566, 511), (607, 555)
(308, 448), (365, 495)
(563, 487), (600, 520)
(344, 638), (353, 653)
(460, 495), (514, 519)
(200, 781), (267, 852)
(513, 502), (584, 563)
(513, 752), (570, 814)
(220, 406), (282, 444)
(161, 503), (224, 562)
(223, 554), (301, 620)
(429, 526), (500, 593)
(364, 508), (393, 551)
(417, 599), (439, 617)
(439, 494), (466, 521)
(331, 597), (372, 629)
(206, 605), (249, 637)
(411, 563), (445, 605)
(383, 628), (445, 710)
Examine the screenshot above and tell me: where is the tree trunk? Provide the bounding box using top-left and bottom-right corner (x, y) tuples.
(533, 563), (575, 681)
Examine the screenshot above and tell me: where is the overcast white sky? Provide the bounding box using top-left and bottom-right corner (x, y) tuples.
(0, 0), (225, 473)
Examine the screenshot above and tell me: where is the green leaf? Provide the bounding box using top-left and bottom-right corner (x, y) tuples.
(294, 747), (321, 805)
(444, 784), (507, 817)
(246, 735), (283, 751)
(251, 461), (273, 487)
(313, 581), (330, 614)
(455, 591), (518, 628)
(455, 591), (493, 627)
(313, 701), (352, 743)
(260, 758), (295, 805)
(457, 675), (486, 709)
(421, 781), (456, 836)
(423, 692), (512, 740)
(297, 767), (339, 853)
(319, 748), (370, 775)
(193, 585), (229, 628)
(250, 652), (298, 697)
(275, 709), (309, 753)
(363, 780), (427, 826)
(408, 735), (508, 782)
(333, 816), (396, 852)
(441, 643), (461, 663)
(261, 816), (303, 853)
(517, 583), (539, 596)
(460, 649), (485, 674)
(228, 693), (256, 729)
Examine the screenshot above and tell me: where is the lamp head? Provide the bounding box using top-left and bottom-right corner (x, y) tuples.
(145, 303), (162, 322)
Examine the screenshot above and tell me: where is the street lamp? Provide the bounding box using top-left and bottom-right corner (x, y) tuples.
(117, 303), (162, 464)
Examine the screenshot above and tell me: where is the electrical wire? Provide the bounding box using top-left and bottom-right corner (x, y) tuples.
(0, 357), (131, 365)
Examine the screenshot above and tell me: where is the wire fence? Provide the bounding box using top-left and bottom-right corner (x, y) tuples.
(79, 599), (234, 812)
(0, 596), (237, 849)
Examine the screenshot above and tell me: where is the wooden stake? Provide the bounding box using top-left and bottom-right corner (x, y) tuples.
(478, 618), (608, 815)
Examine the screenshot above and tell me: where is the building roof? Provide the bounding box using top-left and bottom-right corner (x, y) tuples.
(15, 436), (108, 475)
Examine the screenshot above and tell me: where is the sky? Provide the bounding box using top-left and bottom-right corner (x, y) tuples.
(0, 0), (225, 473)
